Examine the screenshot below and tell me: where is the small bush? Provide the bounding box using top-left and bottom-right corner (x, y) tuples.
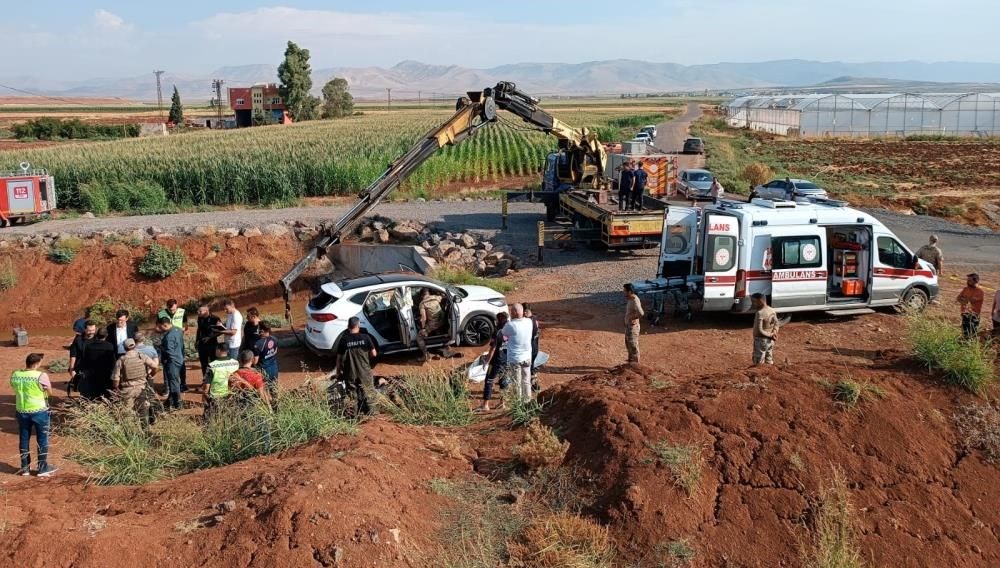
(79, 184), (110, 215)
(382, 370), (473, 427)
(954, 403), (1000, 464)
(644, 539), (696, 567)
(47, 358), (70, 373)
(138, 244), (185, 279)
(907, 314), (996, 393)
(742, 162), (774, 188)
(824, 378), (886, 409)
(803, 469), (864, 568)
(510, 513), (613, 568)
(0, 260), (16, 291)
(512, 421), (569, 471)
(432, 267), (515, 294)
(648, 441), (703, 496)
(87, 297), (148, 326)
(47, 246), (77, 264)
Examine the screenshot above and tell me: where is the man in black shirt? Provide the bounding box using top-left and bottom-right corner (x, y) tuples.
(336, 317), (378, 415)
(77, 327), (117, 400)
(195, 304), (223, 380)
(69, 320), (98, 392)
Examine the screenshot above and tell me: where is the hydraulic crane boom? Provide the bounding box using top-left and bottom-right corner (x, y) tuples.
(279, 82), (607, 321)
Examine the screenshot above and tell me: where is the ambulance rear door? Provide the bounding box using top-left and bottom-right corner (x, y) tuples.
(659, 206), (699, 278)
(702, 213), (739, 311)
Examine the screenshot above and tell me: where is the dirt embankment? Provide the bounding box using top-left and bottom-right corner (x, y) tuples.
(544, 361), (999, 567)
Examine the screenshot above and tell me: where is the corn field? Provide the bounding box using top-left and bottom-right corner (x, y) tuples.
(1, 108), (668, 210)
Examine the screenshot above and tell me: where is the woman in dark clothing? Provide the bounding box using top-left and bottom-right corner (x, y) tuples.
(476, 312), (509, 412)
(77, 328), (117, 400)
(242, 307), (262, 353)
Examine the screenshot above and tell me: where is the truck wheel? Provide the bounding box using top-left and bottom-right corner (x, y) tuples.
(897, 288), (929, 313)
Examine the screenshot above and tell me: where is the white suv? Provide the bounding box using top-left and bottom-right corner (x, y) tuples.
(304, 273), (508, 357)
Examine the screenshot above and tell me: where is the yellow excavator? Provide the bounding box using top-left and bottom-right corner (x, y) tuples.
(279, 81), (610, 320)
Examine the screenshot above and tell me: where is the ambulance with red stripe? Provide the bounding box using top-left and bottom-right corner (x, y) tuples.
(632, 197), (939, 320)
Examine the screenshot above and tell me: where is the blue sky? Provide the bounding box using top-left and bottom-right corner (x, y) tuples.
(5, 0), (999, 80)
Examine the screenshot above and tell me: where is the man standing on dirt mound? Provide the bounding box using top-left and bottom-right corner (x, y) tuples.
(623, 284), (644, 364)
(336, 317), (378, 415)
(503, 304), (535, 401)
(10, 353), (56, 477)
(158, 300), (188, 391)
(751, 293), (779, 365)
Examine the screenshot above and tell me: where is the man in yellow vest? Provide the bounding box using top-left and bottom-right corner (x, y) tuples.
(159, 299), (188, 391)
(202, 342), (239, 417)
(10, 353), (56, 477)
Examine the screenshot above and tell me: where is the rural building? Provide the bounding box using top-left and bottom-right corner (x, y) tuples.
(229, 83), (293, 127)
(724, 92), (1000, 138)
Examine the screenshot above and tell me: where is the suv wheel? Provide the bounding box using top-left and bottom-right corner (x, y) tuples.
(462, 315), (495, 346)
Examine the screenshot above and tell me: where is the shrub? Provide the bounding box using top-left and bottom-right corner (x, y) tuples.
(512, 421), (569, 471)
(87, 297), (148, 326)
(381, 370), (473, 426)
(907, 313), (996, 393)
(803, 469), (864, 568)
(954, 403), (1000, 464)
(79, 184), (110, 215)
(261, 313), (285, 329)
(431, 267), (516, 294)
(742, 162), (774, 188)
(47, 246), (77, 264)
(510, 513), (613, 568)
(648, 441), (703, 496)
(0, 260), (16, 291)
(138, 244), (185, 279)
(824, 378), (886, 409)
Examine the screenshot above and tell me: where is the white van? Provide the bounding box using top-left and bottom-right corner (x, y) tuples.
(632, 197), (939, 320)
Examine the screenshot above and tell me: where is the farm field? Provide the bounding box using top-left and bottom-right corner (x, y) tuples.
(0, 106), (678, 212)
(692, 112), (1000, 229)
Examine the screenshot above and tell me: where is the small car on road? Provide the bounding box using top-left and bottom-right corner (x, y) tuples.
(682, 137), (704, 154)
(677, 168), (716, 200)
(640, 125), (657, 139)
(633, 132), (652, 145)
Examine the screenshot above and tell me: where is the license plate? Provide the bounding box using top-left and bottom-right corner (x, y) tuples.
(626, 236), (643, 242)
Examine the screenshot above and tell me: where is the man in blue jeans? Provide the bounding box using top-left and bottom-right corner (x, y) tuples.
(10, 353), (56, 477)
(252, 322), (279, 402)
(157, 316), (185, 410)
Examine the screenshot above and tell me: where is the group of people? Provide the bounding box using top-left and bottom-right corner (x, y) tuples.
(617, 160), (648, 212)
(477, 304), (539, 412)
(916, 235), (999, 340)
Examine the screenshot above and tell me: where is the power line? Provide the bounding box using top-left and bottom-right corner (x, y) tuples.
(154, 70), (165, 119)
(0, 82), (115, 106)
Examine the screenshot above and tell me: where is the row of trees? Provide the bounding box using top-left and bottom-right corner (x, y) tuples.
(278, 41), (354, 120)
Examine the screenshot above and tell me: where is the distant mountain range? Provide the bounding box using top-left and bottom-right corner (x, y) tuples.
(7, 59), (1000, 103)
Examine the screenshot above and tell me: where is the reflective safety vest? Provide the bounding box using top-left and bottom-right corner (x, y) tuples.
(159, 307), (185, 329)
(10, 369), (47, 413)
(208, 358), (239, 398)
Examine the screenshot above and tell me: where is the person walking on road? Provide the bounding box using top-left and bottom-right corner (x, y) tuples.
(624, 283), (644, 364)
(157, 316), (185, 410)
(195, 304), (223, 379)
(632, 161), (648, 211)
(111, 339), (158, 427)
(336, 317), (378, 415)
(11, 353), (56, 477)
(476, 311), (508, 412)
(78, 327), (117, 400)
(618, 162), (635, 212)
(502, 304), (535, 402)
(916, 235), (944, 274)
(158, 299), (188, 391)
(106, 309), (138, 359)
(751, 293), (779, 365)
(957, 273), (985, 339)
(253, 322), (279, 400)
(710, 176), (725, 204)
(221, 299), (243, 360)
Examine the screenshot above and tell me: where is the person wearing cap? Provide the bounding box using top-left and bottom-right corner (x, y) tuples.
(336, 316), (378, 415)
(957, 273), (985, 339)
(111, 338), (159, 426)
(10, 353), (56, 476)
(916, 235), (944, 274)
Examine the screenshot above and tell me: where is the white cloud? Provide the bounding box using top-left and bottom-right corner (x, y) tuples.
(93, 9), (132, 32)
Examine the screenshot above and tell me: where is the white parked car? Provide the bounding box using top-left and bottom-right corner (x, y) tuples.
(640, 125), (657, 139)
(633, 132), (652, 144)
(304, 273), (508, 357)
(752, 178), (829, 201)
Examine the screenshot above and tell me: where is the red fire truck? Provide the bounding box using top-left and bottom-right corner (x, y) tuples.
(0, 162), (56, 227)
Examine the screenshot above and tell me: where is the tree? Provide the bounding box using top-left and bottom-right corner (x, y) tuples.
(321, 77), (354, 119)
(168, 86), (184, 125)
(277, 41), (319, 121)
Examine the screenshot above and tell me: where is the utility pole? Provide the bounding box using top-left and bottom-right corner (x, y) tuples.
(417, 90), (421, 107)
(211, 79), (225, 128)
(154, 70), (165, 120)
(386, 88), (391, 112)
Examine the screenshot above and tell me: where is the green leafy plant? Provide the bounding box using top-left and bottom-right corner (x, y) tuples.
(138, 244), (185, 279)
(821, 378), (886, 409)
(907, 313), (996, 393)
(47, 246), (77, 264)
(505, 389), (545, 427)
(86, 297), (148, 326)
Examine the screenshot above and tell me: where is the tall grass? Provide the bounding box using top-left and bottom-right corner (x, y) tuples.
(907, 314), (996, 393)
(803, 469), (864, 568)
(0, 260), (17, 291)
(432, 267), (515, 294)
(381, 370), (473, 427)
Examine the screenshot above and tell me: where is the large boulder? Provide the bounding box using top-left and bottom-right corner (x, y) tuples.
(390, 222), (422, 242)
(241, 227), (263, 238)
(428, 241), (456, 259)
(217, 227), (240, 238)
(459, 233), (477, 248)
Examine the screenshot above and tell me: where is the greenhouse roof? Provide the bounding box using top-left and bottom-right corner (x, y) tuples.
(724, 93), (1000, 111)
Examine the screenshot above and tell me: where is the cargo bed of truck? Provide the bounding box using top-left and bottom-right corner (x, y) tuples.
(558, 189), (667, 248)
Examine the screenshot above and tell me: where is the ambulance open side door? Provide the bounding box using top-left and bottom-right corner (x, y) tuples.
(658, 206), (700, 278)
(702, 213), (739, 311)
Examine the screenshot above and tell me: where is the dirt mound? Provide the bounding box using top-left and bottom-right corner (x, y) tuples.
(544, 361), (998, 567)
(0, 420), (471, 568)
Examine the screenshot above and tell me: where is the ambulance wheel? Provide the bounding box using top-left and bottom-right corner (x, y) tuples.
(898, 288), (929, 313)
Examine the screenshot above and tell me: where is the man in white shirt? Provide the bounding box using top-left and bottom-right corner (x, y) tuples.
(501, 303), (535, 402)
(221, 299), (243, 360)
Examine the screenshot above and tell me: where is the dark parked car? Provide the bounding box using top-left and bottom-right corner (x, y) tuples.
(682, 137), (704, 154)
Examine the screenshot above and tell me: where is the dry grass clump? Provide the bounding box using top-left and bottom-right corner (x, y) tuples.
(803, 468), (864, 568)
(510, 513), (613, 568)
(512, 421), (569, 471)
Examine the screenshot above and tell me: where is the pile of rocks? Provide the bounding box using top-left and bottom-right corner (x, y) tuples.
(351, 216), (518, 276)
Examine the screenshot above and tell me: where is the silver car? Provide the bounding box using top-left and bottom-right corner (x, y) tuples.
(677, 168), (715, 199)
(752, 178), (828, 201)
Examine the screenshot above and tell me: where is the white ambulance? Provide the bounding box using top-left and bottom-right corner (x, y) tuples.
(631, 197), (939, 320)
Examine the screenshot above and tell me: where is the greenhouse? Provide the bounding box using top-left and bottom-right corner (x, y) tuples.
(722, 93), (1000, 138)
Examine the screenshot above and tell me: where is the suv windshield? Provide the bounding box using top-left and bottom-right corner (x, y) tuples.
(686, 138), (702, 144)
(794, 181), (820, 190)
